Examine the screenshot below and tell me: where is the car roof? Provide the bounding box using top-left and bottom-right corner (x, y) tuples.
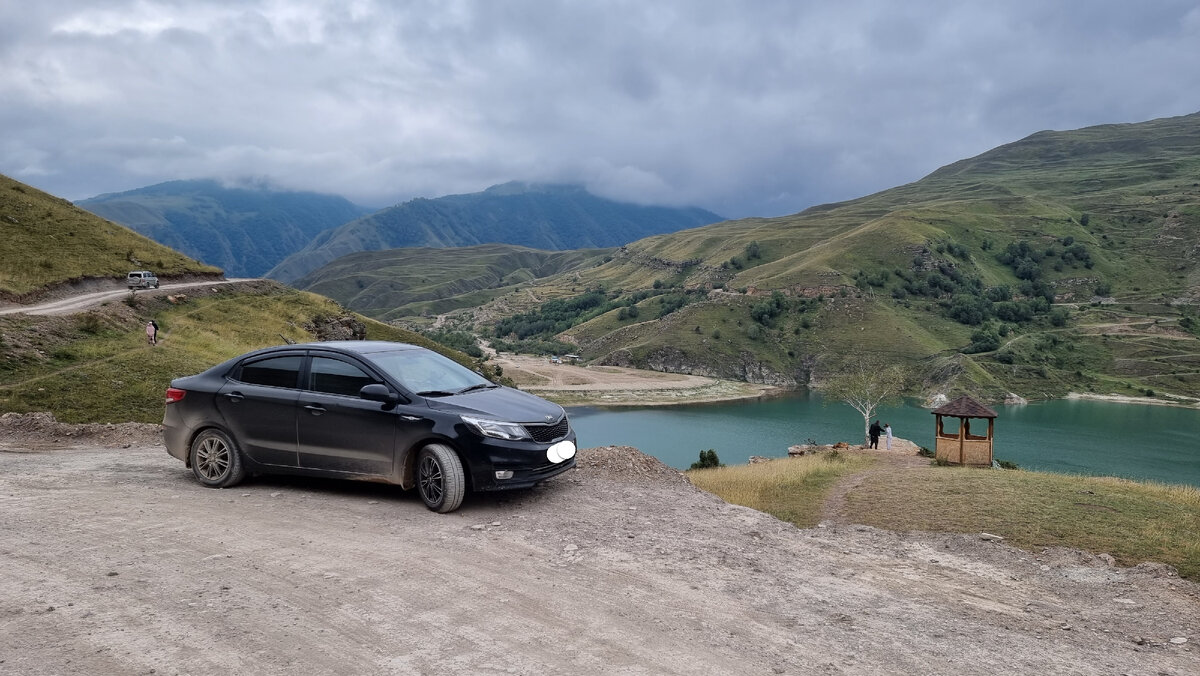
(290, 340), (426, 355)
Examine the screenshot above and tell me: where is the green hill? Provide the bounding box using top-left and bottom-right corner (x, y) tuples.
(0, 174), (222, 300)
(293, 244), (613, 321)
(0, 281), (503, 423)
(266, 182), (722, 283)
(77, 179), (371, 277)
(437, 113), (1200, 402)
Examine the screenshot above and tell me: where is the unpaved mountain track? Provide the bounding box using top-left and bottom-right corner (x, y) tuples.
(0, 423), (1196, 675)
(0, 279), (250, 317)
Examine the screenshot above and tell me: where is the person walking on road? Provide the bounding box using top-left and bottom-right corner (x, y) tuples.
(868, 420), (882, 449)
(884, 423), (893, 450)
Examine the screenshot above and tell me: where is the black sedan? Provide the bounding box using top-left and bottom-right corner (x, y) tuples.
(163, 341), (577, 512)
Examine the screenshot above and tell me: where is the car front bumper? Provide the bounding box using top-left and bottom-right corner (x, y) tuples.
(465, 436), (578, 491)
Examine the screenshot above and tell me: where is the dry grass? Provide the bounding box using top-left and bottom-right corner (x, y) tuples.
(841, 467), (1200, 580)
(688, 453), (876, 527)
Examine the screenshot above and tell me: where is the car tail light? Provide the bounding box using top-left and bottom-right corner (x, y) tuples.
(165, 387), (186, 404)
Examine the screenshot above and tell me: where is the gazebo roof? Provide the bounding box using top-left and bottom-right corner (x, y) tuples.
(931, 395), (998, 419)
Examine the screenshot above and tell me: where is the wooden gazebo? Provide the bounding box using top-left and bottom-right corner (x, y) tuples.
(932, 395), (998, 466)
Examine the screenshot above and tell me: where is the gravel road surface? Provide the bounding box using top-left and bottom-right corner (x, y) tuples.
(1, 420), (1197, 675)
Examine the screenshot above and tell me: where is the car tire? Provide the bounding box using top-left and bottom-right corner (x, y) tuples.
(416, 444), (465, 513)
(189, 428), (246, 488)
(153, 282), (159, 289)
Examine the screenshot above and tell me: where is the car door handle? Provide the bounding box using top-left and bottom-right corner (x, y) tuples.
(223, 392), (244, 402)
(304, 404), (326, 415)
(400, 415), (422, 421)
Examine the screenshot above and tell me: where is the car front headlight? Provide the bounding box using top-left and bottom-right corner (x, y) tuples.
(461, 415), (530, 441)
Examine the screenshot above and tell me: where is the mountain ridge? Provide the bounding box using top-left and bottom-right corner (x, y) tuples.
(77, 179), (371, 277)
(266, 182), (722, 282)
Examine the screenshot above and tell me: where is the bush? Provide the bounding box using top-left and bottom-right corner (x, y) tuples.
(690, 449), (723, 470)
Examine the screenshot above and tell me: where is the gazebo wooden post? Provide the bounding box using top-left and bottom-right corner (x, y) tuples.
(987, 417), (995, 464)
(957, 416), (965, 464)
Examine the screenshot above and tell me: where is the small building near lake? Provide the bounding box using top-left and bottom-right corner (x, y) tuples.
(932, 395), (998, 466)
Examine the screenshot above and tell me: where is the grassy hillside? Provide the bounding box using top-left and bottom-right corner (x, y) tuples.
(0, 174), (222, 299)
(267, 181), (722, 283)
(77, 179), (370, 277)
(0, 281), (501, 423)
(437, 112), (1200, 402)
(293, 244), (612, 321)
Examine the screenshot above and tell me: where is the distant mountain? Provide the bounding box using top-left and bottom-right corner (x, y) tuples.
(266, 182), (722, 283)
(293, 244), (612, 321)
(0, 173), (220, 299)
(432, 112), (1200, 403)
(77, 180), (371, 277)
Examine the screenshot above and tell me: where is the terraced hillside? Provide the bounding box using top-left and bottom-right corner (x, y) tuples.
(0, 174), (221, 300)
(293, 244), (611, 321)
(439, 113), (1200, 402)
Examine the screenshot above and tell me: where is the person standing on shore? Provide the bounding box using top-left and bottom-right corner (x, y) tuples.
(884, 423), (893, 450)
(868, 420), (882, 449)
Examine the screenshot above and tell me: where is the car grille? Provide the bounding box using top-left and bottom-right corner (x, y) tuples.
(524, 416), (570, 443)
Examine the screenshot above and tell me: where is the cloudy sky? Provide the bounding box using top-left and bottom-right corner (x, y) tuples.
(2, 1), (1199, 218)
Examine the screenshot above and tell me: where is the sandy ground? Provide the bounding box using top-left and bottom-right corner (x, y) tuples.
(494, 353), (778, 406)
(1, 417), (1197, 675)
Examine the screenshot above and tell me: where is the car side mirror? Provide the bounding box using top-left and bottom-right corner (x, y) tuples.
(359, 383), (402, 405)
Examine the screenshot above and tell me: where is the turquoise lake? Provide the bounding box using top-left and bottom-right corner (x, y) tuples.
(567, 393), (1200, 487)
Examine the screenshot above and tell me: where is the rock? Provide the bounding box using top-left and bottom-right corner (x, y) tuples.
(1170, 637), (1188, 644)
(980, 532), (1005, 542)
(1003, 392), (1028, 405)
(749, 455), (772, 463)
(564, 544), (578, 552)
(470, 524), (486, 531)
(926, 393), (949, 408)
(1098, 553), (1116, 566)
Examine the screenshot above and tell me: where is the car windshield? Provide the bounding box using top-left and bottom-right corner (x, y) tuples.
(367, 349), (492, 395)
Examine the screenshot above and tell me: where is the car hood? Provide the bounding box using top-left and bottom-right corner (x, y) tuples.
(424, 386), (566, 424)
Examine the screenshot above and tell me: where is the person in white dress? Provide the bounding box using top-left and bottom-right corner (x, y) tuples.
(884, 423), (893, 450)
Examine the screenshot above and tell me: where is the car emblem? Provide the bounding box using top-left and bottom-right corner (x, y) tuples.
(545, 414), (555, 422)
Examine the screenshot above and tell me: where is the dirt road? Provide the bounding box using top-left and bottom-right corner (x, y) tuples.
(0, 279), (251, 317)
(1, 423), (1196, 674)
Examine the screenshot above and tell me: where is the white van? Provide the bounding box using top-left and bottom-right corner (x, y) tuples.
(126, 270), (159, 289)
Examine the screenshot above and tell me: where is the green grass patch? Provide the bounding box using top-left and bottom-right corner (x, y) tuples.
(0, 282), (491, 423)
(688, 453), (877, 527)
(0, 174), (220, 297)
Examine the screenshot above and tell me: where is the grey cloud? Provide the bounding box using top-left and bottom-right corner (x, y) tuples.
(1, 0), (1198, 218)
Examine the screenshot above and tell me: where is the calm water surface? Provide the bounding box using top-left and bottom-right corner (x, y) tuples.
(567, 393), (1200, 487)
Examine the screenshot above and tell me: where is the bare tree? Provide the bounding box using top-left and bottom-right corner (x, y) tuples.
(822, 357), (908, 445)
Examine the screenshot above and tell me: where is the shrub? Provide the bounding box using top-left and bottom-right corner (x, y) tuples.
(690, 449), (723, 470)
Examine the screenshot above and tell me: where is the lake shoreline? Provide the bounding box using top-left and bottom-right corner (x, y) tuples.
(1065, 391), (1200, 409)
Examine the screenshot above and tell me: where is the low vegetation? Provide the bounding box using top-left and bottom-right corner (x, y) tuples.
(693, 455), (1200, 581)
(688, 453), (876, 527)
(0, 281), (496, 423)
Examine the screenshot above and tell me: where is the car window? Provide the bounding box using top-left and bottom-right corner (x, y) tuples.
(237, 355), (303, 389)
(367, 348), (490, 394)
(309, 357), (377, 397)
